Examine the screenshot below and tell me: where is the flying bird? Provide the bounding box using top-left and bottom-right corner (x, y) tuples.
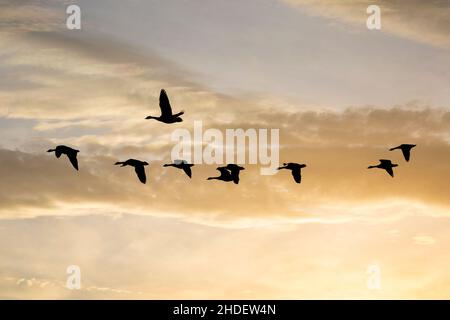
(145, 89), (184, 124)
(115, 159), (149, 184)
(163, 160), (194, 178)
(207, 167), (236, 184)
(389, 144), (416, 162)
(368, 159), (398, 177)
(221, 164), (245, 184)
(47, 145), (79, 171)
(277, 162), (306, 183)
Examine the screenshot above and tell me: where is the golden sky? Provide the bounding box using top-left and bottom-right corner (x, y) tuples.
(0, 0), (449, 299)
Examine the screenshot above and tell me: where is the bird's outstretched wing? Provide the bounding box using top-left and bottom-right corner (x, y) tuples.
(159, 89), (173, 117)
(385, 166), (394, 177)
(402, 148), (411, 162)
(135, 165), (147, 184)
(182, 165), (192, 178)
(291, 168), (301, 183)
(67, 152), (79, 171)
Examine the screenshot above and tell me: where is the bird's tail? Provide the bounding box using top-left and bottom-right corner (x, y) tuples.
(145, 116), (156, 120)
(367, 166), (376, 169)
(47, 149), (55, 152)
(389, 147), (398, 151)
(207, 177), (216, 180)
(163, 164), (174, 167)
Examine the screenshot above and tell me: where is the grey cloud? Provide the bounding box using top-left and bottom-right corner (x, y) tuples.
(284, 0), (450, 49)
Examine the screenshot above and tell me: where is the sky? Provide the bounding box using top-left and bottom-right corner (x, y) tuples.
(0, 0), (449, 299)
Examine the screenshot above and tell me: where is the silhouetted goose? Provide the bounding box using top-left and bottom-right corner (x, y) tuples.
(277, 162), (306, 183)
(221, 164), (245, 184)
(368, 159), (398, 177)
(163, 160), (194, 178)
(207, 167), (235, 183)
(47, 145), (79, 171)
(145, 89), (184, 123)
(115, 159), (149, 184)
(389, 144), (416, 162)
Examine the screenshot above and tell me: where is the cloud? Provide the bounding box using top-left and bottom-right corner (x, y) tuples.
(1, 0), (450, 301)
(2, 213), (450, 298)
(413, 234), (437, 246)
(283, 0), (450, 49)
(0, 2), (448, 226)
(0, 104), (449, 226)
(0, 0), (67, 36)
(1, 275), (143, 299)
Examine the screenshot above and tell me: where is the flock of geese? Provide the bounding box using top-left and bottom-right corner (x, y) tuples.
(47, 89), (417, 184)
(368, 144), (416, 177)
